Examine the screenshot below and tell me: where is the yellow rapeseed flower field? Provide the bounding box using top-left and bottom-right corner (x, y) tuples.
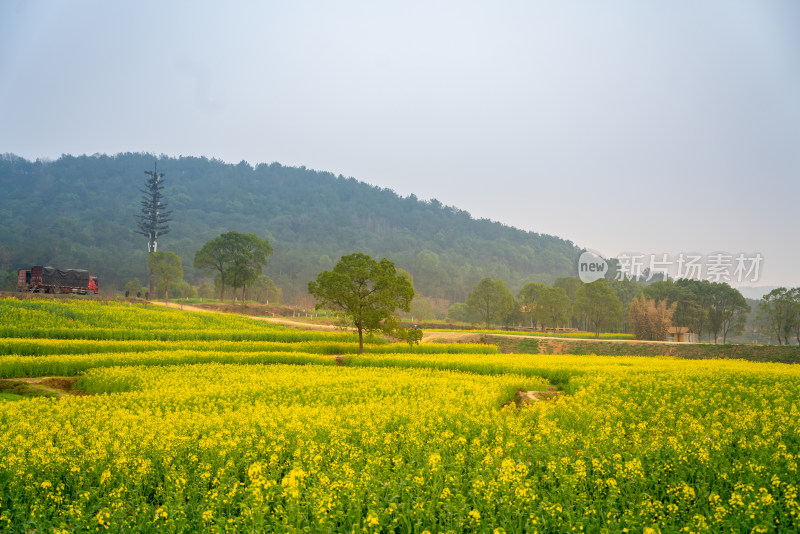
(0, 298), (798, 532)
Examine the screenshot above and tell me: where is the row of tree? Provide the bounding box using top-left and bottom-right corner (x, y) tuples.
(125, 230), (275, 304)
(758, 288), (800, 345)
(446, 276), (757, 343)
(448, 277), (623, 338)
(136, 231), (798, 346)
(136, 229), (419, 354)
(640, 279), (750, 343)
(193, 231), (273, 302)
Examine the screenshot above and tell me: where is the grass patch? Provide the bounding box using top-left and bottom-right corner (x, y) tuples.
(0, 380), (59, 398)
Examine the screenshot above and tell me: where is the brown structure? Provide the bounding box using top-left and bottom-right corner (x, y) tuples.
(667, 326), (698, 343)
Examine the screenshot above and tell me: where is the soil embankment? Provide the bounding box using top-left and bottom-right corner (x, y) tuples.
(489, 335), (800, 363)
(0, 377), (85, 398)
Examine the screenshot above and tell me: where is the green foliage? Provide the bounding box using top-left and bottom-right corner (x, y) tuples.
(517, 338), (540, 353)
(706, 282), (750, 343)
(409, 298), (436, 321)
(517, 282), (549, 327)
(535, 286), (572, 329)
(0, 337), (494, 360)
(223, 232), (273, 301)
(308, 253), (415, 353)
(574, 279), (623, 338)
(465, 278), (515, 329)
(0, 392), (25, 402)
(194, 231), (273, 303)
(146, 251), (183, 300)
(0, 153), (580, 303)
(644, 279), (749, 343)
(172, 280), (198, 299)
(196, 281), (215, 299)
(123, 278), (142, 296)
(446, 302), (477, 324)
(246, 274), (281, 304)
(1, 270), (18, 291)
(607, 278), (644, 307)
(758, 287), (800, 345)
(135, 161), (172, 253)
(392, 325), (424, 346)
(553, 276), (582, 302)
(607, 278), (644, 332)
(0, 297), (359, 342)
(194, 235), (230, 300)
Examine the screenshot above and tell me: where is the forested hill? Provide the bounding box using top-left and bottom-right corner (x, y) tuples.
(0, 153), (581, 302)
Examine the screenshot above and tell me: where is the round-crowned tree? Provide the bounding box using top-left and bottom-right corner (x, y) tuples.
(308, 252), (415, 353)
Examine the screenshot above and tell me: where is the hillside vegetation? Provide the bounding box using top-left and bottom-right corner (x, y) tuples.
(0, 153), (580, 302)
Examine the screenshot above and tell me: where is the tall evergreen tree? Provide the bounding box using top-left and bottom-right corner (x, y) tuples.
(136, 160), (173, 298)
(135, 161), (172, 254)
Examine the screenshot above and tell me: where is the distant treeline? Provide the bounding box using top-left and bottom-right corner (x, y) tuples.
(0, 153), (580, 303)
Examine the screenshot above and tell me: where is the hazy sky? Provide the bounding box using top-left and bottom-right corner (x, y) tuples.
(2, 1), (799, 286)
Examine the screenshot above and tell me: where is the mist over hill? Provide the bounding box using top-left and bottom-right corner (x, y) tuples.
(0, 153), (581, 303)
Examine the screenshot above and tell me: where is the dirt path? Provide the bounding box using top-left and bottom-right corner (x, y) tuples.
(517, 386), (563, 404)
(0, 377), (82, 398)
(150, 301), (346, 332)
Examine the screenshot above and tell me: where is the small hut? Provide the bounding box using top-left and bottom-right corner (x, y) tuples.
(667, 327), (698, 343)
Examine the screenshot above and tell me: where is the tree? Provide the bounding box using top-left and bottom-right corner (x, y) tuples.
(629, 295), (675, 341)
(194, 235), (232, 302)
(518, 282), (549, 327)
(607, 278), (644, 332)
(1, 270), (17, 291)
(194, 231), (273, 303)
(554, 277), (582, 302)
(535, 286), (572, 329)
(447, 302), (477, 324)
(574, 279), (623, 338)
(792, 288), (800, 345)
(197, 282), (215, 299)
(645, 279), (715, 341)
(172, 280), (198, 299)
(502, 297), (525, 328)
(124, 278), (142, 297)
(223, 232), (273, 303)
(758, 288), (798, 345)
(553, 276), (584, 329)
(308, 253), (415, 353)
(465, 278), (515, 329)
(410, 298), (436, 321)
(248, 275), (281, 304)
(136, 161), (172, 298)
(705, 283), (749, 343)
(146, 251), (183, 301)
